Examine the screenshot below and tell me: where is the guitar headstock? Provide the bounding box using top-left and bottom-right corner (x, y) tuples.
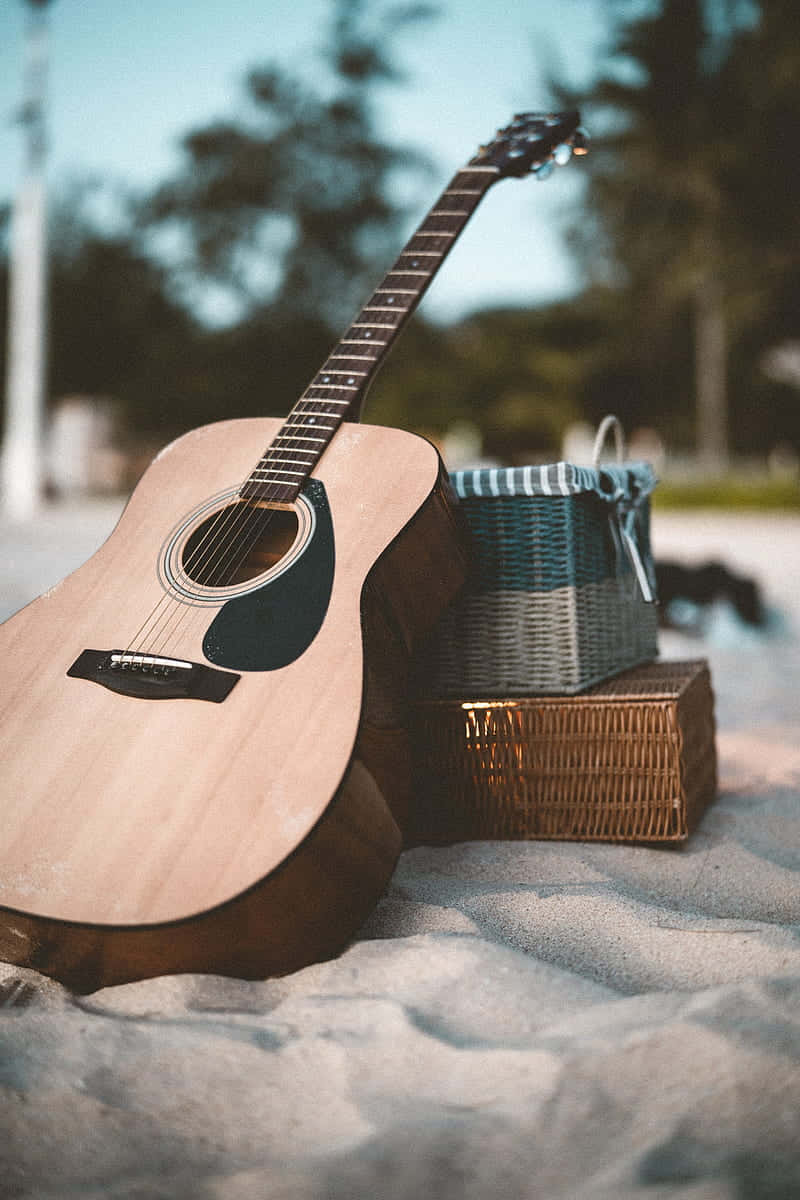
(471, 110), (587, 180)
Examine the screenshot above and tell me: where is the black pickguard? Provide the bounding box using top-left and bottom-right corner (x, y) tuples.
(202, 478), (335, 672)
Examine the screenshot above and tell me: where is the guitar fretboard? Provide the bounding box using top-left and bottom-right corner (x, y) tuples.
(239, 164), (500, 504)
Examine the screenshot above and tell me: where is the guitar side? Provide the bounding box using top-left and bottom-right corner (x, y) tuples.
(0, 418), (467, 991)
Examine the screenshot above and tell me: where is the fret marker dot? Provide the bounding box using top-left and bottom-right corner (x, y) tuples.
(411, 260), (420, 268)
(364, 331), (372, 338)
(309, 418), (316, 424)
(322, 375), (330, 383)
(347, 377), (355, 385)
(387, 296), (395, 304)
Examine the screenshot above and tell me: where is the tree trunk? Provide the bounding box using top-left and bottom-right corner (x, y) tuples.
(694, 272), (729, 473)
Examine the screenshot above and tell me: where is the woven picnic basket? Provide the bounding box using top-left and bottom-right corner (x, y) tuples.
(409, 659), (717, 844)
(422, 417), (659, 696)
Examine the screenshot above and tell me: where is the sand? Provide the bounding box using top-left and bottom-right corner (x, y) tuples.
(0, 503), (799, 1199)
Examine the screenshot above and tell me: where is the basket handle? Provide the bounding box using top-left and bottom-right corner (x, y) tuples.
(592, 415), (626, 466)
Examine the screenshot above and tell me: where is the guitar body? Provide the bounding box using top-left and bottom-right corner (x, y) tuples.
(0, 110), (583, 991)
(0, 418), (466, 991)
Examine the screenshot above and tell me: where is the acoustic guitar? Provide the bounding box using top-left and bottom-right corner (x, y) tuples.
(0, 112), (584, 991)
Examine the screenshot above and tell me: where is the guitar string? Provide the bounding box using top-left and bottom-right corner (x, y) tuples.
(162, 245), (455, 637)
(133, 239), (441, 657)
(124, 420), (303, 655)
(128, 407), (321, 656)
(123, 262), (415, 654)
(116, 130), (575, 663)
(124, 336), (380, 655)
(135, 379), (377, 657)
(122, 457), (273, 653)
(128, 223), (474, 659)
(143, 336), (395, 658)
(140, 263), (441, 660)
(123, 171), (505, 660)
(126, 216), (477, 659)
(161, 178), (498, 630)
(130, 248), (428, 657)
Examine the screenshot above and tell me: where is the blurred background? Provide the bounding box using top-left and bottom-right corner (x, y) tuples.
(1, 0), (799, 625)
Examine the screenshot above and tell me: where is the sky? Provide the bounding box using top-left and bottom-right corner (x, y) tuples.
(0, 0), (609, 324)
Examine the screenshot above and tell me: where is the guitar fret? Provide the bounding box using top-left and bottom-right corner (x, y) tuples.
(386, 270), (429, 277)
(374, 288), (419, 295)
(326, 359), (382, 373)
(411, 231), (456, 238)
(293, 405), (345, 415)
(429, 210), (470, 217)
(256, 467), (313, 477)
(240, 480), (296, 497)
(283, 421), (335, 431)
(331, 340), (383, 352)
(314, 368), (369, 375)
(300, 391), (352, 398)
(257, 463), (313, 472)
(298, 400), (352, 410)
(329, 354), (380, 360)
(420, 217), (463, 231)
(445, 189), (482, 195)
(252, 468), (306, 479)
(292, 422), (343, 431)
(262, 454), (316, 465)
(274, 434), (325, 443)
(397, 250), (441, 256)
(308, 383), (360, 391)
(340, 342), (387, 350)
(348, 325), (391, 332)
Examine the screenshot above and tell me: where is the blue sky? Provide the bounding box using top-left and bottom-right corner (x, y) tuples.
(0, 0), (608, 322)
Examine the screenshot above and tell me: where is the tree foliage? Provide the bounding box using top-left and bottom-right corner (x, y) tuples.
(2, 0), (443, 440)
(553, 0), (800, 459)
(7, 0), (800, 464)
(142, 0), (435, 331)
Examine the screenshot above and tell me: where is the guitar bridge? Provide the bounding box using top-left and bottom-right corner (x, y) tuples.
(67, 649), (240, 702)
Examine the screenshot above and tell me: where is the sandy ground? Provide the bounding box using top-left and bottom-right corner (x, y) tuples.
(0, 497), (799, 1199)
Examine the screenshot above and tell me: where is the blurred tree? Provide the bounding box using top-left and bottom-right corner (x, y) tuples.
(43, 183), (201, 436)
(2, 1), (441, 442)
(714, 0), (800, 454)
(142, 0), (435, 335)
(370, 304), (595, 460)
(554, 0), (800, 466)
(0, 186), (177, 436)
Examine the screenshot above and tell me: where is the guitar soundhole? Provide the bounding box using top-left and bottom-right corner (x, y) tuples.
(181, 502), (299, 588)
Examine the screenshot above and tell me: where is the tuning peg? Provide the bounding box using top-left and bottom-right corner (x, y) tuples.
(572, 128), (589, 155)
(532, 160), (555, 181)
(553, 143), (573, 166)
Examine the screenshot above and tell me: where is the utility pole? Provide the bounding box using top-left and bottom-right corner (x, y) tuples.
(2, 0), (52, 520)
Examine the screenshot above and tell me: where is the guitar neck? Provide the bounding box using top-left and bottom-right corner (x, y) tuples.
(239, 162), (500, 504)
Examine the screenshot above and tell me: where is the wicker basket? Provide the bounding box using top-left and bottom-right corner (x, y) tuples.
(422, 418), (659, 696)
(410, 659), (717, 844)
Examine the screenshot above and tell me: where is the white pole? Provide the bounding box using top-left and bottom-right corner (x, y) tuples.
(2, 1), (50, 521)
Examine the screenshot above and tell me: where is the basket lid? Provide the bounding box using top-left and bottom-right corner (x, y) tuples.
(450, 462), (657, 504)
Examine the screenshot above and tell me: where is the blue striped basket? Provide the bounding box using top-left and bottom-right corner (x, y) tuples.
(424, 426), (659, 696)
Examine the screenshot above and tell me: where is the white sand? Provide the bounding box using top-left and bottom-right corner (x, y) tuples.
(1, 504), (799, 1198)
